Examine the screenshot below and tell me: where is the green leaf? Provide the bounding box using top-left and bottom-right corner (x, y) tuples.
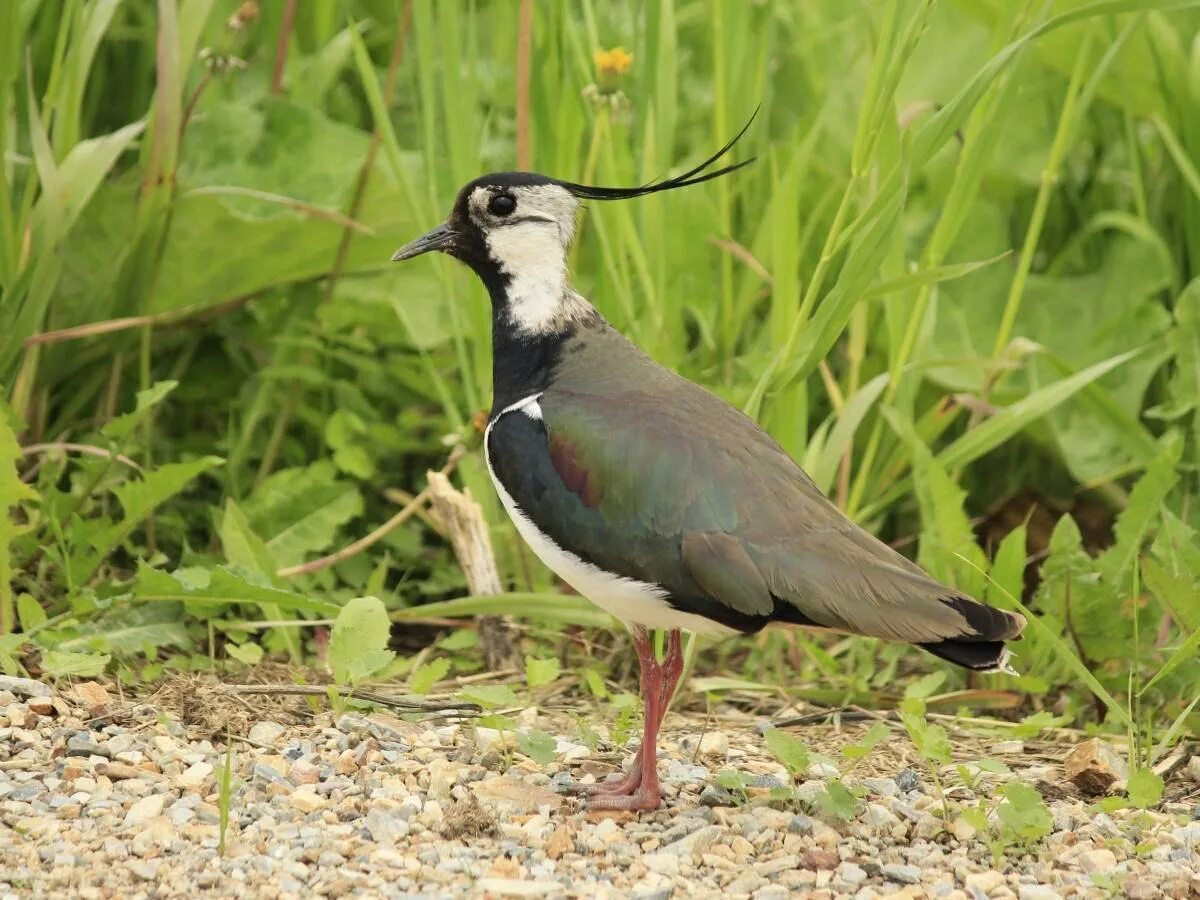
(1009, 710), (1072, 739)
(813, 779), (859, 820)
(131, 561), (339, 617)
(516, 728), (558, 765)
(247, 463), (363, 569)
(101, 380), (178, 441)
(328, 596), (395, 686)
(219, 499), (280, 577)
(763, 728), (811, 777)
(226, 642), (264, 667)
(842, 722), (890, 762)
(17, 594), (46, 632)
(83, 456), (223, 581)
(938, 348), (1143, 473)
(1, 414), (40, 633)
(1098, 440), (1181, 586)
(437, 629), (478, 651)
(409, 657), (450, 695)
(40, 649), (110, 678)
(997, 782), (1052, 844)
(987, 525), (1028, 611)
(59, 603), (189, 656)
(219, 499), (300, 662)
(904, 671), (947, 701)
(582, 669), (608, 699)
(1127, 767), (1164, 809)
(524, 655), (561, 689)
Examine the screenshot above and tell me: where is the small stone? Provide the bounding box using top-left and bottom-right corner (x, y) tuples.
(27, 696), (53, 717)
(474, 879), (562, 897)
(881, 864), (921, 884)
(1018, 887), (1063, 900)
(864, 802), (902, 831)
(470, 777), (562, 814)
(290, 788), (326, 813)
(699, 785), (737, 807)
(70, 681), (111, 709)
(802, 848), (839, 870)
(837, 863), (867, 885)
(951, 818), (977, 843)
(965, 872), (1005, 893)
(895, 769), (921, 792)
(66, 733), (112, 759)
(247, 721), (287, 746)
(808, 762), (840, 779)
(1184, 756), (1200, 783)
(1077, 848), (1117, 874)
(95, 761), (142, 781)
(131, 816), (177, 856)
(691, 731), (729, 758)
(788, 814), (813, 835)
(0, 675), (53, 698)
(642, 852), (679, 876)
(124, 794), (166, 827)
(365, 807), (410, 843)
(1064, 739), (1127, 795)
(545, 824), (574, 860)
(1120, 876), (1158, 900)
(288, 759), (320, 785)
(334, 749), (359, 775)
(128, 860), (159, 881)
(995, 740), (1025, 754)
(177, 761), (213, 790)
(860, 777), (899, 797)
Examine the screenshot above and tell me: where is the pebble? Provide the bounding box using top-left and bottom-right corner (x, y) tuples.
(965, 871), (1005, 893)
(0, 681), (1193, 898)
(177, 761), (213, 790)
(66, 733), (113, 759)
(123, 794), (166, 827)
(881, 863), (921, 884)
(1077, 848), (1117, 873)
(0, 675), (53, 698)
(247, 721), (287, 746)
(1018, 887), (1063, 900)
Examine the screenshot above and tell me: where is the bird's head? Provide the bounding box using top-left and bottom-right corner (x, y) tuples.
(391, 173), (581, 283)
(392, 110), (759, 291)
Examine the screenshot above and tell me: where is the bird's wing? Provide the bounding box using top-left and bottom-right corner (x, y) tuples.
(488, 360), (1017, 643)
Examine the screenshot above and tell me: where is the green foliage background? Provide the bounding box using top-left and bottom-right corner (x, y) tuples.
(2, 0), (1198, 741)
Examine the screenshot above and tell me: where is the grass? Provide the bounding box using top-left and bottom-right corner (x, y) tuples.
(1, 0), (1198, 778)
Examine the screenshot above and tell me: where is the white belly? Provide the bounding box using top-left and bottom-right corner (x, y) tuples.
(484, 397), (736, 636)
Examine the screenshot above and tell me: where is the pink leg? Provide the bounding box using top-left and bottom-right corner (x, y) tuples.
(587, 629), (683, 811)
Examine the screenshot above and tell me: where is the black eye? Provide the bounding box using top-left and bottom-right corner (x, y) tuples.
(488, 194), (516, 217)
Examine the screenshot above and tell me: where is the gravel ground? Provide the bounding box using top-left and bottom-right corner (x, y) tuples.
(0, 674), (1197, 899)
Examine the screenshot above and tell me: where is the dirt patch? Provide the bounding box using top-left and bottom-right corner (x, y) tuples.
(146, 665), (314, 739)
(440, 794), (499, 840)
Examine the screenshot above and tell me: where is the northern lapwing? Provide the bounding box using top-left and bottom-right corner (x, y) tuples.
(392, 120), (1026, 811)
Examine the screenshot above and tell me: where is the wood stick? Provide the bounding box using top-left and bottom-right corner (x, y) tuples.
(224, 683), (480, 713)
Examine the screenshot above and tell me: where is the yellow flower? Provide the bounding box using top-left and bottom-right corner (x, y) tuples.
(593, 47), (633, 90)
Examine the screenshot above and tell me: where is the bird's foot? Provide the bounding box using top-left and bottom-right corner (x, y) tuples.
(573, 770), (641, 797)
(585, 787), (662, 812)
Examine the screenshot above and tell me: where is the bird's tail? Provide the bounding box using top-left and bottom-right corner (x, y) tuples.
(918, 596), (1026, 673)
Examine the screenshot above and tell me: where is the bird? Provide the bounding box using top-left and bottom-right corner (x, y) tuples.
(391, 117), (1026, 811)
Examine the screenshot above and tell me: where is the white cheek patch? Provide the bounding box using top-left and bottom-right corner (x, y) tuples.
(469, 183), (591, 335)
(486, 224), (571, 334)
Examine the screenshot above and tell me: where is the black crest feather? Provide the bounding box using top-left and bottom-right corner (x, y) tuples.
(554, 107), (759, 200)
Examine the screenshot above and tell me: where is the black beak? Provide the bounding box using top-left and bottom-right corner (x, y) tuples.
(391, 222), (458, 261)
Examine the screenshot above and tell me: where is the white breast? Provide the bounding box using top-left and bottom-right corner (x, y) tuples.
(483, 395), (735, 636)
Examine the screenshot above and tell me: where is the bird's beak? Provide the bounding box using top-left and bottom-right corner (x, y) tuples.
(391, 223), (458, 262)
